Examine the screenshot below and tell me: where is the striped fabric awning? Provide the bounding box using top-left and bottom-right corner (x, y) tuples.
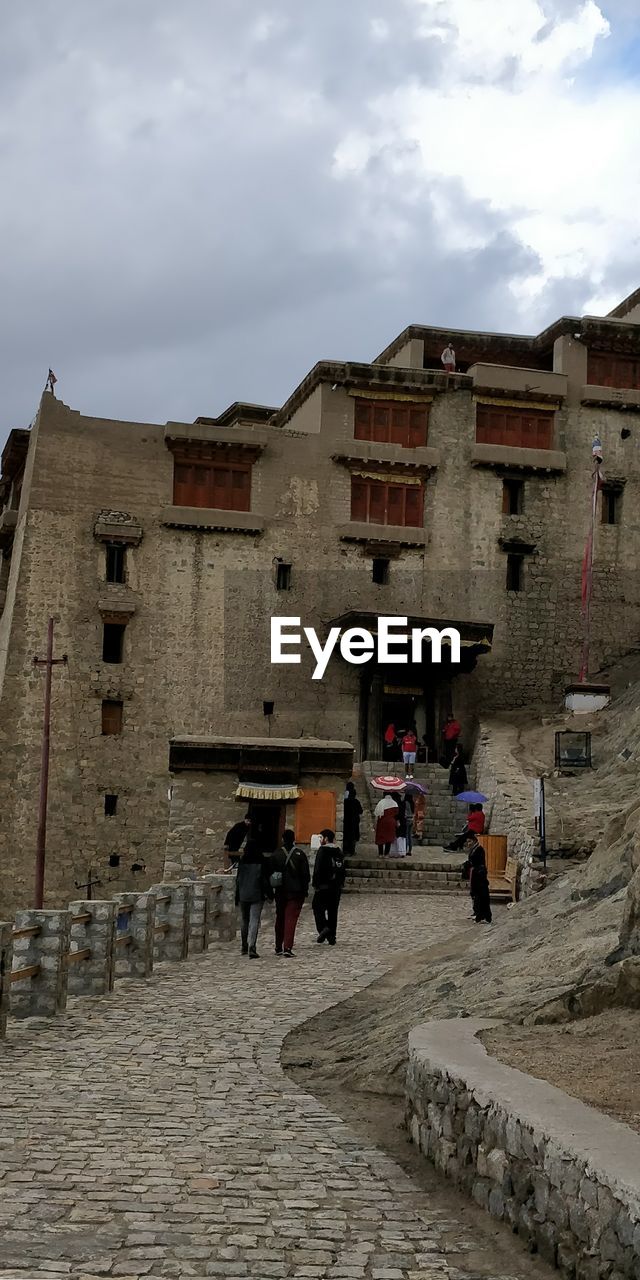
(235, 782), (302, 801)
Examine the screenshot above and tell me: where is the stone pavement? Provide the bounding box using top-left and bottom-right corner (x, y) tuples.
(0, 896), (523, 1280)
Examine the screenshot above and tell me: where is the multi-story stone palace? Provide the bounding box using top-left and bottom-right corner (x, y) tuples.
(2, 289), (640, 909)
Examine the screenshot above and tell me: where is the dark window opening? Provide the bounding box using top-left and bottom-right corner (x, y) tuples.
(108, 853), (121, 868)
(102, 623), (125, 664)
(102, 699), (123, 735)
(506, 554), (524, 592)
(372, 557), (390, 584)
(104, 794), (118, 816)
(502, 478), (524, 515)
(105, 544), (126, 583)
(601, 486), (621, 525)
(263, 700), (274, 717)
(275, 562), (292, 590)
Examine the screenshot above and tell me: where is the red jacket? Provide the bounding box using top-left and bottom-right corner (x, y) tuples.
(467, 810), (485, 834)
(402, 732), (417, 752)
(443, 719), (461, 741)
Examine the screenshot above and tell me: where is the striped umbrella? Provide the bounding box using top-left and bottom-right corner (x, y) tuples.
(371, 775), (406, 792)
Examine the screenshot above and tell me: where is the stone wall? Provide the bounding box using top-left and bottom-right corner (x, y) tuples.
(2, 874), (236, 1027)
(164, 769), (346, 879)
(406, 1018), (640, 1280)
(472, 720), (540, 894)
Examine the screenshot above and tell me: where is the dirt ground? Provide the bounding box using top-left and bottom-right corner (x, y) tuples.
(481, 1010), (640, 1136)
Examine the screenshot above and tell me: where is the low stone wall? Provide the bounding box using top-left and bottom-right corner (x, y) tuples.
(1, 874), (236, 1030)
(472, 721), (541, 894)
(406, 1018), (640, 1279)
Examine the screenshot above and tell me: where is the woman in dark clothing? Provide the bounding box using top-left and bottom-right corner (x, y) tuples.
(235, 838), (272, 958)
(464, 832), (492, 924)
(270, 829), (310, 957)
(342, 781), (363, 858)
(449, 744), (468, 796)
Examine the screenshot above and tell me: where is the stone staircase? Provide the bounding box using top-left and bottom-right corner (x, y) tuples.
(345, 761), (468, 895)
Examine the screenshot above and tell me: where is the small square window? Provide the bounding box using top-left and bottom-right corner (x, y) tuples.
(275, 562), (292, 590)
(372, 557), (390, 585)
(102, 623), (125, 664)
(108, 853), (121, 868)
(102, 699), (123, 735)
(104, 794), (118, 816)
(105, 544), (126, 583)
(502, 478), (524, 515)
(506, 554), (524, 592)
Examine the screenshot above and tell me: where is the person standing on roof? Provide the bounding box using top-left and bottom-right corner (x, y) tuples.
(441, 342), (456, 375)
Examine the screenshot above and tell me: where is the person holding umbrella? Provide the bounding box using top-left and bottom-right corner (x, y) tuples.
(374, 791), (399, 857)
(446, 790), (487, 851)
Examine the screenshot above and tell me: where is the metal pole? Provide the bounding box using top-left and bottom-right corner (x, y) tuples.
(539, 776), (547, 868)
(34, 617), (54, 909)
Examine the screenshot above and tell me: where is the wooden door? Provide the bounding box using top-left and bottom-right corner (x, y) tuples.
(294, 790), (337, 844)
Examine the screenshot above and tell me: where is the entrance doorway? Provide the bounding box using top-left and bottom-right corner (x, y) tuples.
(381, 689), (423, 761)
(248, 801), (286, 852)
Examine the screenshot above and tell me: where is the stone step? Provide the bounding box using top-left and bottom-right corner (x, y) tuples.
(344, 880), (464, 896)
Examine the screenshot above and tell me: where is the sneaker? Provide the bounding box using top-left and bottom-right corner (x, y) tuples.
(317, 928), (330, 943)
(283, 949), (295, 957)
(275, 948), (283, 956)
(241, 945), (248, 956)
(249, 947), (259, 958)
(327, 938), (336, 946)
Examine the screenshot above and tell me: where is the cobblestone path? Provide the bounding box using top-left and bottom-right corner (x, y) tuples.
(1, 896), (521, 1280)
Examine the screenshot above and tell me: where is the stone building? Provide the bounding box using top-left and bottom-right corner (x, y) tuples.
(2, 290), (640, 910)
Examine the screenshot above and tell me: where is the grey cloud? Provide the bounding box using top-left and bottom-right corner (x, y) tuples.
(0, 1), (622, 440)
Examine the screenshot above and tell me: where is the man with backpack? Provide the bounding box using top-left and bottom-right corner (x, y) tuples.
(312, 829), (346, 947)
(270, 829), (310, 958)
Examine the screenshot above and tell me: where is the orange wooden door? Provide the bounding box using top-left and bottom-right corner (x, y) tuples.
(294, 790), (337, 844)
(483, 834), (508, 878)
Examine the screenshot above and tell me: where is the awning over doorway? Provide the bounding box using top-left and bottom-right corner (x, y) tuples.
(329, 612), (494, 653)
(235, 782), (302, 801)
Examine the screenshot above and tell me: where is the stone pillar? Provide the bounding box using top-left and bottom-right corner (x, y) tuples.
(150, 883), (192, 964)
(67, 900), (117, 997)
(0, 922), (14, 1038)
(113, 892), (156, 981)
(203, 874), (237, 943)
(186, 879), (212, 954)
(11, 910), (71, 1019)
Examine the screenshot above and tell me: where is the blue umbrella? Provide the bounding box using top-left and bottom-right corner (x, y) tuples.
(455, 790), (488, 804)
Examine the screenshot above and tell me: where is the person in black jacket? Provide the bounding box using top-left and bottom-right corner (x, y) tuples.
(448, 744), (468, 796)
(342, 781), (363, 857)
(235, 838), (271, 957)
(312, 829), (346, 946)
(270, 829), (310, 957)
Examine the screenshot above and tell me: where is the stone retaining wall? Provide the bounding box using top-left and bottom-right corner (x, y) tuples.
(406, 1017), (640, 1280)
(472, 721), (541, 894)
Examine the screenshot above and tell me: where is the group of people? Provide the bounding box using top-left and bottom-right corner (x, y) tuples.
(383, 714), (462, 771)
(223, 817), (346, 959)
(373, 790), (416, 858)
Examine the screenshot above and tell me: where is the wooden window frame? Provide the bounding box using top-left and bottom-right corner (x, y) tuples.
(354, 398), (429, 448)
(172, 449), (253, 512)
(502, 478), (524, 515)
(476, 404), (554, 450)
(105, 544), (126, 584)
(587, 351), (640, 391)
(350, 476), (424, 528)
(601, 485), (622, 525)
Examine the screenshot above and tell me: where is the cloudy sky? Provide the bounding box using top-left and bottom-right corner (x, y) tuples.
(1, 0), (639, 445)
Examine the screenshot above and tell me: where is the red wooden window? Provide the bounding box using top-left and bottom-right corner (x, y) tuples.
(351, 477), (424, 527)
(173, 459), (252, 510)
(476, 405), (554, 450)
(587, 351), (640, 390)
(354, 399), (429, 448)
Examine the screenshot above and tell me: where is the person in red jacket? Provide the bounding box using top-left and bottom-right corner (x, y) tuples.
(446, 804), (485, 851)
(442, 714), (461, 766)
(401, 726), (418, 779)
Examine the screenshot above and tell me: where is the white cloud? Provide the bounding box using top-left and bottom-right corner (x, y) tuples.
(336, 0), (637, 310)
